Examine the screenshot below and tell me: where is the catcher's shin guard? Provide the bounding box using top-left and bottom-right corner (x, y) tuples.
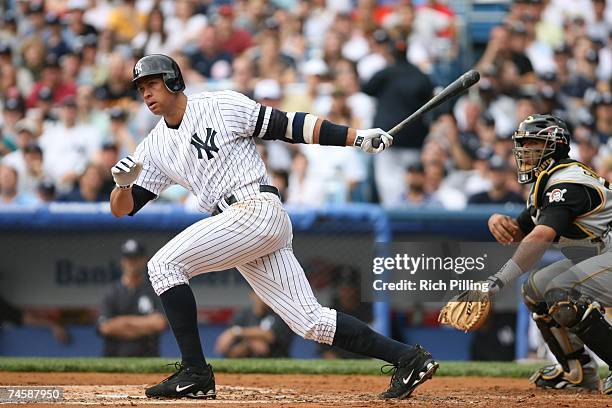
(523, 282), (576, 372)
(546, 288), (612, 366)
(568, 301), (612, 367)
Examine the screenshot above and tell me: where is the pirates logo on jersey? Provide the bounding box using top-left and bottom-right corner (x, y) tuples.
(191, 128), (219, 160)
(546, 188), (567, 203)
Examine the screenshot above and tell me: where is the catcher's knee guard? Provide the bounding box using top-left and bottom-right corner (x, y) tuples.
(546, 289), (612, 366)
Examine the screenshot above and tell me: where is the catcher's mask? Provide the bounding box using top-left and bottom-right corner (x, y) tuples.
(512, 114), (570, 184)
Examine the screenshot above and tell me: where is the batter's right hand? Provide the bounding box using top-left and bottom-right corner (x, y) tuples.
(111, 156), (142, 188)
(488, 213), (519, 245)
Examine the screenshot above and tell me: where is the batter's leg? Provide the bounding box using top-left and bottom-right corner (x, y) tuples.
(238, 246), (438, 399)
(145, 197), (292, 398)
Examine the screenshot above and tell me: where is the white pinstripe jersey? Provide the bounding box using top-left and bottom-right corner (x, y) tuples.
(133, 90), (273, 212)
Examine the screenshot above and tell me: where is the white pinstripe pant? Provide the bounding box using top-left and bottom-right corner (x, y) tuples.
(147, 193), (337, 345)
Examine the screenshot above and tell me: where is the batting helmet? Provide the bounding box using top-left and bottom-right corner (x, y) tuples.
(512, 114), (571, 184)
(132, 54), (185, 93)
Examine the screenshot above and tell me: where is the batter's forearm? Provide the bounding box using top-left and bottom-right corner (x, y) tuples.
(260, 108), (356, 146)
(110, 187), (134, 217)
(284, 112), (356, 146)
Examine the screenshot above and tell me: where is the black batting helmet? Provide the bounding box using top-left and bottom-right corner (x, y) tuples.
(132, 54), (185, 93)
(512, 114), (571, 184)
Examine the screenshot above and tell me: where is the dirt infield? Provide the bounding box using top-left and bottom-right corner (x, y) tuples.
(0, 372), (609, 407)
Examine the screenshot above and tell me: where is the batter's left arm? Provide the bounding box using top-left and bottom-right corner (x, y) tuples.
(255, 107), (393, 154)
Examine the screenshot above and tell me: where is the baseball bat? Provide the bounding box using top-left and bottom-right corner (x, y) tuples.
(371, 69), (481, 148)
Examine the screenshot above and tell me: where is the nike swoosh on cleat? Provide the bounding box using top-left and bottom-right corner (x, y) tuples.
(402, 369), (414, 385)
(176, 384), (196, 392)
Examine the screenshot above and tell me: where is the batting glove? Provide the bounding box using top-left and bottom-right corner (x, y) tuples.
(353, 128), (393, 154)
(111, 156), (142, 189)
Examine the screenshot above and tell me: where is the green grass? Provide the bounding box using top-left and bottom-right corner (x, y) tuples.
(0, 358), (608, 378)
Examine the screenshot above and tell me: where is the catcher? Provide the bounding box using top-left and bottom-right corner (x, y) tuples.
(440, 114), (611, 394)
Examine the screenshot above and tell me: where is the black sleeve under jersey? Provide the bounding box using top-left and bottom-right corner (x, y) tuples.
(516, 208), (536, 235)
(537, 183), (601, 235)
(128, 184), (157, 216)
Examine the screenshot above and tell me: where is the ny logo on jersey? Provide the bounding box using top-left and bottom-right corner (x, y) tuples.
(191, 128), (219, 160)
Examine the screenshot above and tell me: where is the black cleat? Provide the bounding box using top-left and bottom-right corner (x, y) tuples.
(380, 344), (439, 399)
(145, 363), (216, 399)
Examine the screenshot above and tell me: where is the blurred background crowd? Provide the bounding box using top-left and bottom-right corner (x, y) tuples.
(0, 0), (610, 210)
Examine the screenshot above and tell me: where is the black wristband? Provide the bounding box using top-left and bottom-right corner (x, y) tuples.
(319, 120), (348, 146)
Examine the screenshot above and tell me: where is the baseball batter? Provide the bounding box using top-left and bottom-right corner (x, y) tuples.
(482, 115), (611, 394)
(110, 54), (438, 399)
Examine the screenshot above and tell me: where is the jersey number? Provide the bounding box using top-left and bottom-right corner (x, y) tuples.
(191, 128), (219, 160)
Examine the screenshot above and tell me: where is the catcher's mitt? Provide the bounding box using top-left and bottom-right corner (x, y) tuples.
(438, 289), (492, 332)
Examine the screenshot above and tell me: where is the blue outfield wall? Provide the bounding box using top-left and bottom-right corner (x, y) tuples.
(0, 203), (519, 359)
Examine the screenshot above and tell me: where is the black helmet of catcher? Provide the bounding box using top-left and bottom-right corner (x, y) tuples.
(132, 54), (185, 93)
(512, 114), (571, 184)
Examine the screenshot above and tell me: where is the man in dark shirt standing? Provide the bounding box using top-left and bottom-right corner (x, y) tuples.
(97, 239), (166, 357)
(362, 35), (434, 206)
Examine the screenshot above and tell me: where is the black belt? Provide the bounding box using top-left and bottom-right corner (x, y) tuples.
(212, 185), (280, 215)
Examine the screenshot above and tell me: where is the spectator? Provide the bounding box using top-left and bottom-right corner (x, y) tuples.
(401, 163), (440, 207)
(363, 37), (434, 206)
(74, 34), (102, 86)
(270, 169), (289, 202)
(319, 267), (372, 359)
(170, 52), (206, 92)
(95, 52), (139, 108)
(215, 291), (292, 358)
(1, 119), (47, 196)
(63, 0), (98, 51)
(97, 239), (166, 357)
(357, 28), (392, 83)
(253, 79), (293, 173)
(423, 159), (466, 210)
(94, 142), (120, 197)
(252, 32), (296, 81)
(106, 0), (146, 43)
(571, 127), (601, 170)
(0, 165), (36, 205)
(165, 0), (208, 54)
(19, 36), (46, 89)
(26, 55), (77, 109)
(592, 92), (612, 142)
(36, 179), (56, 203)
(132, 7), (172, 56)
(215, 5), (253, 56)
(43, 13), (70, 59)
(187, 26), (233, 80)
(231, 56), (256, 99)
(38, 96), (103, 193)
(0, 295), (69, 344)
(468, 156), (524, 205)
(58, 163), (106, 202)
(1, 95), (26, 155)
(108, 106), (137, 156)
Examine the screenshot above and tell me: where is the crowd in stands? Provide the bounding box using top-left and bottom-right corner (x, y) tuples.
(0, 0), (610, 209)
